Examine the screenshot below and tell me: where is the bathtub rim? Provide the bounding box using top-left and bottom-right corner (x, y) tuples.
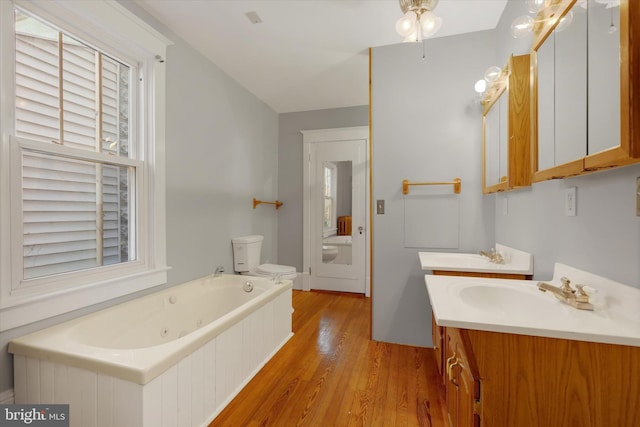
(8, 274), (292, 385)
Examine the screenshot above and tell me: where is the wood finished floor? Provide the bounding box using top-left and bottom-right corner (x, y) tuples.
(209, 290), (448, 427)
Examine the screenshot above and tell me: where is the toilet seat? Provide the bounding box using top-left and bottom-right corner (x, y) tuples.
(250, 263), (297, 280)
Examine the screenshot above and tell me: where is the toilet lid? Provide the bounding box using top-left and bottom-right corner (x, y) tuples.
(256, 263), (296, 275)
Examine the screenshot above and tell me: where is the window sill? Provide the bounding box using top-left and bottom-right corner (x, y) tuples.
(0, 266), (169, 332)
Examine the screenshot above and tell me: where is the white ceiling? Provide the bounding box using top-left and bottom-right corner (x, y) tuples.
(135, 0), (508, 113)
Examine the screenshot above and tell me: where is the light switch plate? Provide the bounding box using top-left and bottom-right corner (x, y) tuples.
(565, 187), (577, 217)
(376, 199), (385, 215)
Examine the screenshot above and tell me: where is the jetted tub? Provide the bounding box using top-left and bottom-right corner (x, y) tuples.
(9, 274), (293, 427)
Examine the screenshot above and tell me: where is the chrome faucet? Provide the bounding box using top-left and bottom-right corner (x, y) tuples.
(214, 266), (225, 277)
(479, 248), (505, 264)
(537, 276), (594, 310)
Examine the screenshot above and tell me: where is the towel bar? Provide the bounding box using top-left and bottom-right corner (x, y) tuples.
(402, 178), (461, 195)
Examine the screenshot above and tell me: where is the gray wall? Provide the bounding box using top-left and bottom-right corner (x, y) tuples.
(0, 1), (279, 396)
(371, 33), (496, 347)
(277, 106), (369, 271)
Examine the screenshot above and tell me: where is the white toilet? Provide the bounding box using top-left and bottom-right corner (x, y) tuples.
(232, 235), (298, 283)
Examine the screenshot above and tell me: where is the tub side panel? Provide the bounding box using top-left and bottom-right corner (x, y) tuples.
(190, 345), (205, 424)
(160, 365), (178, 427)
(97, 375), (113, 427)
(141, 375), (162, 427)
(26, 357), (41, 403)
(203, 338), (216, 414)
(112, 377), (142, 427)
(177, 355), (192, 427)
(40, 361), (54, 403)
(243, 304), (267, 375)
(70, 367), (97, 427)
(215, 321), (243, 408)
(53, 363), (68, 406)
(13, 355), (26, 403)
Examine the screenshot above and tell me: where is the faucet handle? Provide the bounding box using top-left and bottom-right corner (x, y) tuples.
(574, 284), (591, 303)
(560, 276), (574, 293)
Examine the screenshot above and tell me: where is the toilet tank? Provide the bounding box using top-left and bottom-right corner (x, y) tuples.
(231, 235), (263, 273)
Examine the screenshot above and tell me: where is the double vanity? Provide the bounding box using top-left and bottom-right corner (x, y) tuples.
(421, 246), (640, 427)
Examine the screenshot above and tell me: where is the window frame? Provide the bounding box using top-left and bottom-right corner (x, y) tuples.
(0, 0), (171, 331)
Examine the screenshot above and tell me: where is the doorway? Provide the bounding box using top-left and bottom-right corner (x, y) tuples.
(302, 127), (370, 295)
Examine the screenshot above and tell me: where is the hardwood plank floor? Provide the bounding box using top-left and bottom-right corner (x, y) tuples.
(210, 290), (448, 426)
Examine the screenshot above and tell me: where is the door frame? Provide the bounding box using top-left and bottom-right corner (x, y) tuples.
(302, 126), (370, 296)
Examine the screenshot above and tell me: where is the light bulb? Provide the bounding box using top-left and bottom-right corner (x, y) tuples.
(555, 10), (573, 32)
(474, 79), (487, 94)
(526, 0), (545, 14)
(396, 12), (417, 37)
(511, 15), (534, 38)
(420, 11), (442, 38)
(484, 66), (502, 83)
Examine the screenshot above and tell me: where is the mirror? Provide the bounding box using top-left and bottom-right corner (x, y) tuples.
(321, 160), (352, 264)
(587, 1), (620, 155)
(483, 87), (505, 189)
(534, 1), (587, 174)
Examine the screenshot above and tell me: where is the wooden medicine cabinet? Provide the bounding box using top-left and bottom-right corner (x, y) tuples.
(482, 54), (531, 194)
(531, 0), (640, 181)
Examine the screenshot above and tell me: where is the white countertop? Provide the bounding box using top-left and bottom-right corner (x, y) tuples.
(419, 243), (533, 275)
(425, 263), (640, 347)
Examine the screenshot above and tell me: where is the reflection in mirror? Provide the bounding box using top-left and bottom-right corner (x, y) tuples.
(536, 2), (588, 170)
(321, 161), (352, 265)
(588, 1), (620, 155)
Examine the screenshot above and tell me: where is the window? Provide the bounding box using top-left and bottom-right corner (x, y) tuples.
(323, 163), (337, 236)
(0, 0), (171, 331)
(15, 9), (134, 280)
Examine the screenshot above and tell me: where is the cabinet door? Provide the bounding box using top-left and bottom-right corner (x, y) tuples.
(458, 355), (480, 427)
(445, 332), (459, 427)
(446, 328), (481, 427)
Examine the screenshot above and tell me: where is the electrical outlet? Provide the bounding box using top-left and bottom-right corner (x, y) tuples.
(636, 177), (639, 217)
(565, 187), (577, 217)
(376, 199), (385, 215)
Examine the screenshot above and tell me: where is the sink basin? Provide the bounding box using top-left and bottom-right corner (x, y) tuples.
(426, 263), (640, 347)
(457, 284), (561, 321)
(419, 244), (533, 275)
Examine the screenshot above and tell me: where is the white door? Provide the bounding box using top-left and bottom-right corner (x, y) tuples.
(303, 127), (368, 294)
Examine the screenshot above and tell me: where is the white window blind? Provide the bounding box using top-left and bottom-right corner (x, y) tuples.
(15, 9), (133, 280)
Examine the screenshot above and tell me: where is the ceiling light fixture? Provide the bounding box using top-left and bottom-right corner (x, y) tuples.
(395, 0), (442, 59)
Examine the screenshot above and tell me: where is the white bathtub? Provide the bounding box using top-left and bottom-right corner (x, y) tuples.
(9, 274), (293, 427)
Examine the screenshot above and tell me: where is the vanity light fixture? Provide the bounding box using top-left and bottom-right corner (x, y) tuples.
(511, 0), (574, 38)
(473, 66), (502, 96)
(395, 0), (442, 59)
(512, 0), (620, 38)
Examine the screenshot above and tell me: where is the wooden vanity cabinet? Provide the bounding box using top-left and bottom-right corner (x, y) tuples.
(440, 327), (640, 427)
